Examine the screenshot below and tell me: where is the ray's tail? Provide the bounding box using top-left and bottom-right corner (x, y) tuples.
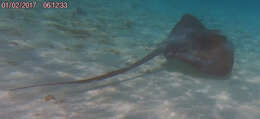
(10, 48), (162, 91)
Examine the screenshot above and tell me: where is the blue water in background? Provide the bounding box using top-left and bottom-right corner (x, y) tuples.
(0, 0), (260, 119)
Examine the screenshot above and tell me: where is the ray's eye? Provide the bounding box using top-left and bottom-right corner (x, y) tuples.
(170, 47), (178, 54)
(175, 47), (179, 53)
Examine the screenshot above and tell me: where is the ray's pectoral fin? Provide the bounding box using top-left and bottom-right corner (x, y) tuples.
(173, 45), (233, 76)
(174, 52), (214, 68)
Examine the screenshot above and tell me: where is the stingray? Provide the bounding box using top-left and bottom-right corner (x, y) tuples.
(10, 14), (234, 91)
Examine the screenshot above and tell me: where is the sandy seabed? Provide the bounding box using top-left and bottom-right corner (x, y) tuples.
(0, 0), (260, 119)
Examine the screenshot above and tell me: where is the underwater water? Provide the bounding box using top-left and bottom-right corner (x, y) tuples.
(0, 0), (260, 119)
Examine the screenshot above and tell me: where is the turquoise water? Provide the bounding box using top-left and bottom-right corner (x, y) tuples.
(0, 0), (260, 119)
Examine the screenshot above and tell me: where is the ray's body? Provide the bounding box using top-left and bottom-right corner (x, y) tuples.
(10, 14), (234, 91)
(163, 14), (234, 75)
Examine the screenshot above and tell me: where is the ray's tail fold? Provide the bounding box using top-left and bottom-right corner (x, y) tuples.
(10, 48), (162, 91)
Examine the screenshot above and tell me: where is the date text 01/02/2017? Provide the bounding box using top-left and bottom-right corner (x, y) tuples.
(1, 1), (68, 9)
